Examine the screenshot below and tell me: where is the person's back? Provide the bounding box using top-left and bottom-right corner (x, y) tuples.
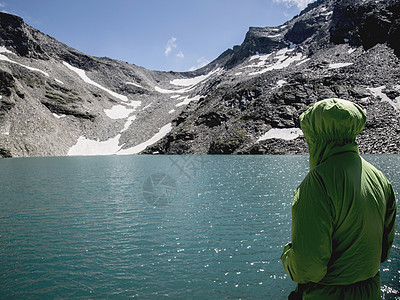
(281, 98), (396, 299)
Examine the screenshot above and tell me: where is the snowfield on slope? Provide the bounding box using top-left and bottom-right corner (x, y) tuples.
(258, 128), (303, 141)
(104, 105), (135, 119)
(368, 86), (400, 111)
(155, 68), (222, 94)
(63, 62), (129, 102)
(328, 62), (353, 69)
(0, 49), (49, 77)
(169, 68), (220, 86)
(246, 48), (308, 76)
(67, 123), (172, 156)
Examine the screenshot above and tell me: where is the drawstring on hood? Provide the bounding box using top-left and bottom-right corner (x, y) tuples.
(300, 98), (367, 169)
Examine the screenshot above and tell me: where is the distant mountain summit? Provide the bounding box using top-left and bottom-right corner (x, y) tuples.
(0, 0), (399, 157)
(203, 0), (400, 69)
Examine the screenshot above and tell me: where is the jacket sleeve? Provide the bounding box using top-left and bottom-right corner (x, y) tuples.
(381, 183), (397, 263)
(281, 170), (333, 284)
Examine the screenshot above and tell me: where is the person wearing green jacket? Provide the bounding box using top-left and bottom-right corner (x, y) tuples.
(281, 98), (397, 299)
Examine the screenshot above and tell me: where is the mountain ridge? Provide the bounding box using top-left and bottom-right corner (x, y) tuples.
(0, 0), (399, 157)
(144, 0), (400, 154)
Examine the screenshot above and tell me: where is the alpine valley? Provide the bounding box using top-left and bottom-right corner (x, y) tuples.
(0, 0), (399, 157)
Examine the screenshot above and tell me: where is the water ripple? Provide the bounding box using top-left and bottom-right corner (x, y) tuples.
(0, 155), (398, 299)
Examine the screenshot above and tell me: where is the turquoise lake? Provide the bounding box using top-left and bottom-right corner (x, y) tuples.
(0, 155), (399, 299)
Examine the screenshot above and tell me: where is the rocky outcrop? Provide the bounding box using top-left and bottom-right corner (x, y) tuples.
(0, 13), (47, 59)
(329, 0), (400, 55)
(0, 70), (16, 116)
(224, 27), (290, 68)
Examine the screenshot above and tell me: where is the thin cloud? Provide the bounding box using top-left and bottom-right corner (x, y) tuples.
(273, 0), (315, 10)
(0, 2), (8, 13)
(176, 51), (184, 59)
(189, 57), (210, 71)
(165, 37), (177, 57)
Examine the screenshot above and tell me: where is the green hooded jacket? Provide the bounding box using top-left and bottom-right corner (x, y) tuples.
(281, 99), (397, 299)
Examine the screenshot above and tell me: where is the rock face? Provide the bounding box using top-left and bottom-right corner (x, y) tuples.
(0, 0), (400, 157)
(330, 0), (400, 54)
(0, 12), (202, 157)
(144, 0), (400, 155)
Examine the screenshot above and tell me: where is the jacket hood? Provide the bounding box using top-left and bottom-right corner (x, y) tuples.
(300, 98), (366, 169)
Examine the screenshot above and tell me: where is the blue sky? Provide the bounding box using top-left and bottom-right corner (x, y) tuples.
(1, 0), (315, 72)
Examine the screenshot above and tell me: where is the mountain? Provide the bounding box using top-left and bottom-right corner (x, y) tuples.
(0, 0), (399, 157)
(0, 11), (202, 157)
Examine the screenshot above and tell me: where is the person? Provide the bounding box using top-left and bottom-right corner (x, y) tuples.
(281, 98), (397, 299)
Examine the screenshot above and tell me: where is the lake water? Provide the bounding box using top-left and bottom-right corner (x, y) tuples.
(0, 155), (399, 299)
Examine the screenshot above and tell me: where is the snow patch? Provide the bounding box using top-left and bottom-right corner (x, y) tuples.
(142, 103), (152, 110)
(118, 123), (172, 155)
(258, 128), (303, 142)
(348, 47), (357, 54)
(0, 46), (13, 54)
(367, 86), (400, 111)
(247, 53), (272, 68)
(168, 109), (176, 114)
(155, 69), (221, 94)
(170, 68), (220, 87)
(0, 54), (49, 77)
(68, 135), (122, 156)
(155, 85), (194, 94)
(322, 11), (333, 16)
(63, 62), (128, 102)
(296, 58), (310, 66)
(273, 80), (287, 89)
(175, 95), (201, 107)
(277, 47), (295, 56)
(53, 113), (66, 119)
(235, 72), (243, 76)
(55, 78), (64, 84)
(328, 63), (353, 69)
(126, 100), (142, 109)
(250, 53), (272, 62)
(277, 79), (287, 86)
(122, 115), (137, 132)
(68, 123), (172, 156)
(104, 105), (135, 119)
(1, 122), (10, 135)
(249, 52), (304, 76)
(126, 81), (143, 88)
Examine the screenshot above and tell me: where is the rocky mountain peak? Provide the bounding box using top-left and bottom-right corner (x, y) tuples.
(331, 0), (400, 56)
(0, 12), (48, 59)
(217, 0), (400, 70)
(0, 12), (108, 72)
